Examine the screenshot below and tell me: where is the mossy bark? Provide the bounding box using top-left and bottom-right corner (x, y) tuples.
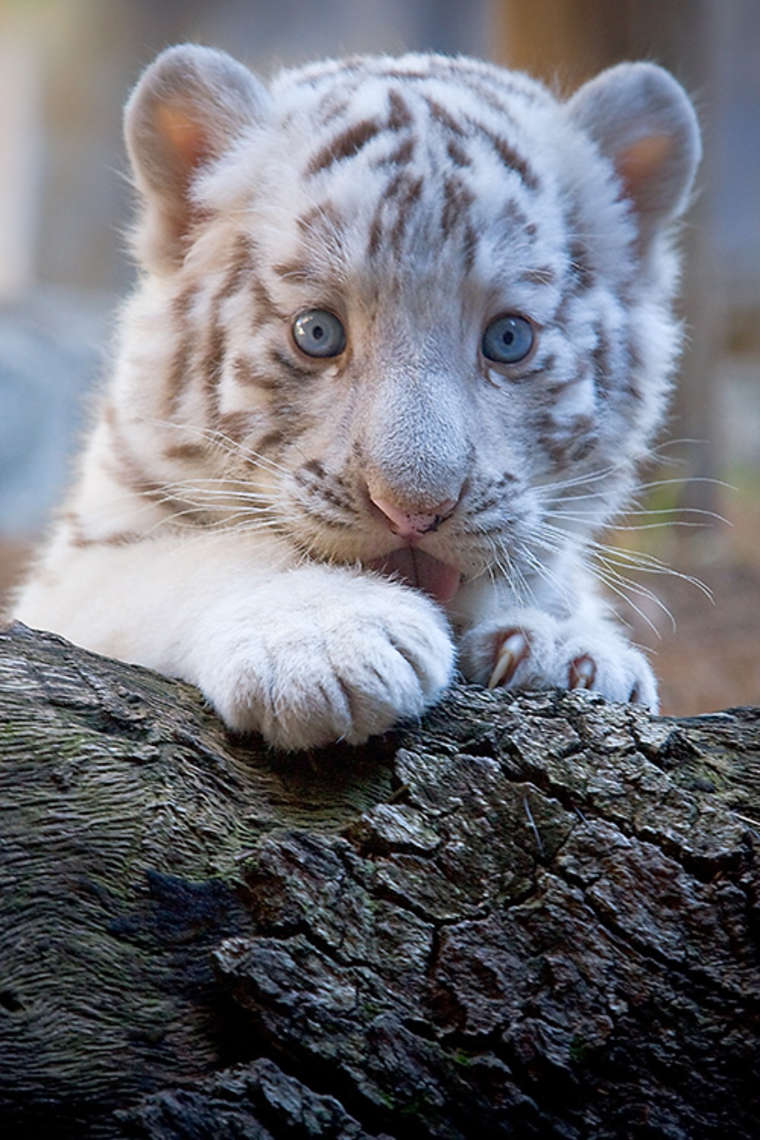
(1, 622), (759, 1139)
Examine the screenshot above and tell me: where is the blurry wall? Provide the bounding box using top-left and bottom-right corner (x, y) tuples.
(3, 0), (491, 298)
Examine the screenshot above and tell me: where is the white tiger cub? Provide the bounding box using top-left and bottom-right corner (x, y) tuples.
(14, 46), (700, 750)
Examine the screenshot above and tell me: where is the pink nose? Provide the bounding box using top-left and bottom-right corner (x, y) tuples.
(370, 494), (458, 540)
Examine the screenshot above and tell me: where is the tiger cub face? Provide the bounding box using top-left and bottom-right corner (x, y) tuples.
(117, 47), (700, 606)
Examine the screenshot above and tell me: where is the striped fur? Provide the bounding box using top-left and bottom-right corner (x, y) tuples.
(14, 47), (700, 748)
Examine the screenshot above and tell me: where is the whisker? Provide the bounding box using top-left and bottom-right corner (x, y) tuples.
(592, 567), (662, 638)
(635, 475), (736, 494)
(591, 559), (676, 632)
(146, 417), (290, 477)
(534, 518), (714, 624)
(534, 462), (627, 494)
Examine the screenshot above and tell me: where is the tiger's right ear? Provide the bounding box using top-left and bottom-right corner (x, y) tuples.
(125, 44), (270, 272)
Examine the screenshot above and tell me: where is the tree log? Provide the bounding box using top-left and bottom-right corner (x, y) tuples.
(1, 621), (759, 1138)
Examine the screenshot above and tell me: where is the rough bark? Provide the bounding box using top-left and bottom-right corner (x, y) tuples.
(0, 622), (758, 1139)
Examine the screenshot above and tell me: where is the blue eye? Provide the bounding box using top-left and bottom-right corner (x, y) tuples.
(292, 310), (346, 358)
(481, 314), (535, 364)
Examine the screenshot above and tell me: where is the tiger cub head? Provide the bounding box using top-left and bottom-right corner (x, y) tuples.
(120, 45), (700, 604)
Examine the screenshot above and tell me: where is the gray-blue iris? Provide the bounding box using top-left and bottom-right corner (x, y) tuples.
(292, 310), (346, 358)
(482, 315), (534, 364)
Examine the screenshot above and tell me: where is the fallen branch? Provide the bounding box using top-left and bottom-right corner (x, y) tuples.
(1, 622), (758, 1138)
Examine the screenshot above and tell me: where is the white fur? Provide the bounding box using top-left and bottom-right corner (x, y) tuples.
(14, 48), (701, 747)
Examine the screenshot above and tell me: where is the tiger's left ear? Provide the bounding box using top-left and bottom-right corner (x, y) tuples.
(568, 62), (701, 245)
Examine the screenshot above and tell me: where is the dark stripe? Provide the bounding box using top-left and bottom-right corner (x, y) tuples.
(379, 69), (432, 81)
(165, 287), (196, 414)
(385, 168), (408, 199)
(367, 207), (383, 258)
(254, 429), (286, 455)
(389, 174), (424, 254)
(537, 413), (598, 465)
(298, 502), (350, 529)
(163, 442), (207, 461)
(462, 223), (478, 274)
(204, 248), (258, 430)
(218, 411), (252, 443)
(434, 63), (544, 108)
(307, 117), (382, 175)
(441, 176), (474, 237)
(302, 458), (326, 478)
(624, 338), (643, 401)
(570, 240), (595, 291)
(297, 202), (342, 235)
(376, 137), (415, 167)
(472, 123), (539, 191)
(251, 276), (285, 329)
(423, 95), (465, 136)
(542, 353), (557, 374)
(446, 139), (471, 167)
(463, 83), (511, 118)
(272, 260), (311, 283)
(387, 89), (413, 130)
(501, 198), (535, 239)
(104, 404), (163, 498)
(520, 265), (556, 286)
(565, 202), (595, 290)
(217, 234), (255, 300)
(592, 323), (611, 398)
(232, 355), (280, 390)
(202, 302), (225, 425)
(269, 348), (315, 383)
(569, 435), (597, 462)
(295, 464), (354, 513)
(70, 527), (145, 549)
(318, 93), (351, 126)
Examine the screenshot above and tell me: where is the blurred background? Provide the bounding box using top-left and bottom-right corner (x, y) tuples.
(1, 0), (758, 714)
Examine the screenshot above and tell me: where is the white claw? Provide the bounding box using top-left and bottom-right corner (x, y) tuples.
(488, 631), (528, 689)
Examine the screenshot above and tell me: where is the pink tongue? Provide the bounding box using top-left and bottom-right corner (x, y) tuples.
(368, 548), (462, 604)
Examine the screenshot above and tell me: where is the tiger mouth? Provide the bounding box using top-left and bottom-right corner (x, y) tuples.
(366, 547), (462, 605)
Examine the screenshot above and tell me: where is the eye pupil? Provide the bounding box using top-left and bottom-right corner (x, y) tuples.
(482, 314), (534, 365)
(292, 310), (346, 358)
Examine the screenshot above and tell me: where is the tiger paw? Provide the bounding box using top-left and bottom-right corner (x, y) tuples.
(459, 608), (658, 711)
(193, 573), (456, 751)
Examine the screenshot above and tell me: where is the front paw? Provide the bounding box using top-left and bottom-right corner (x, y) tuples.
(459, 607), (658, 711)
(197, 577), (455, 750)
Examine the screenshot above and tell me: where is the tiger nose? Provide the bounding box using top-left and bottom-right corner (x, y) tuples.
(369, 493), (459, 540)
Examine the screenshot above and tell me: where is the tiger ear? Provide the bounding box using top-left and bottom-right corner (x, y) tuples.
(125, 44), (270, 272)
(568, 62), (701, 247)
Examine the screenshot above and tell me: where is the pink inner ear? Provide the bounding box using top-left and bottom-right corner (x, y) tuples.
(155, 102), (211, 179)
(616, 132), (673, 201)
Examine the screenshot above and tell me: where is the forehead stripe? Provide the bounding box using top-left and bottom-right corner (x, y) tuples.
(472, 123), (540, 191)
(387, 89), (413, 130)
(306, 117), (383, 176)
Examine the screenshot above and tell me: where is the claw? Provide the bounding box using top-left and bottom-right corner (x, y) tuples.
(569, 654), (596, 690)
(488, 630), (529, 689)
(629, 683), (641, 704)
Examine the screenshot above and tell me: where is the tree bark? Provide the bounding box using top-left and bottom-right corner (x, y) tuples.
(1, 622), (758, 1139)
